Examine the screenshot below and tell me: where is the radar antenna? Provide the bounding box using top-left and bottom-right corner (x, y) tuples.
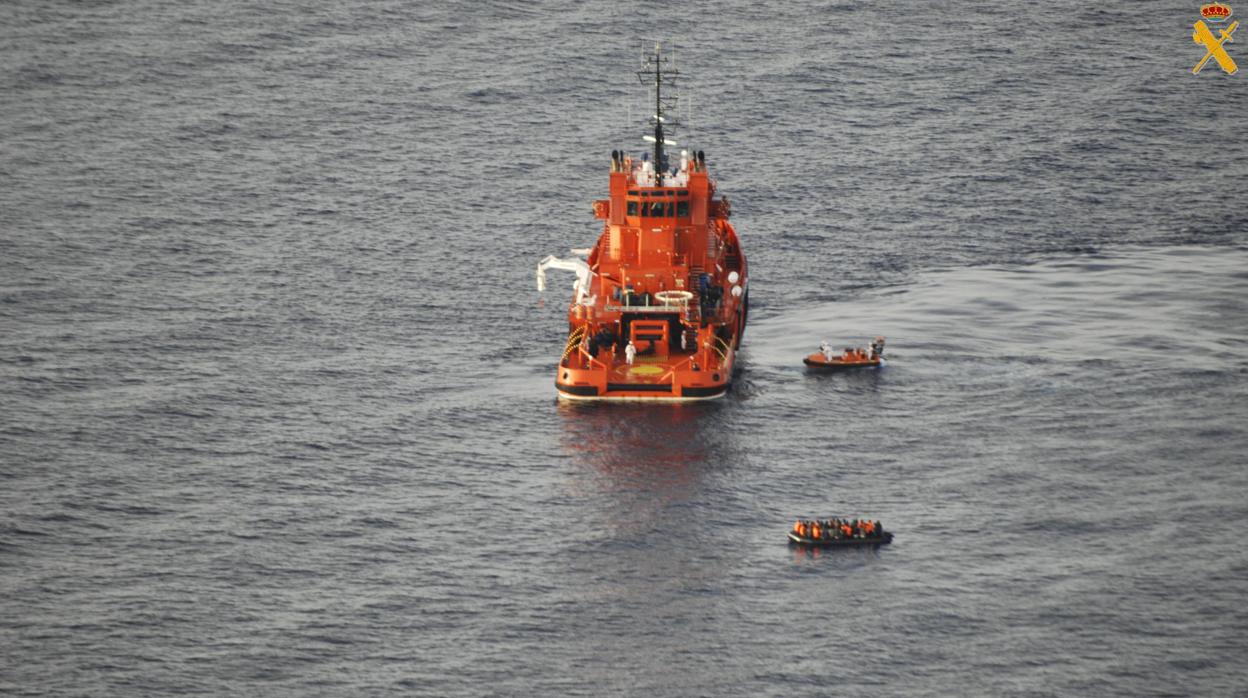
(637, 42), (680, 186)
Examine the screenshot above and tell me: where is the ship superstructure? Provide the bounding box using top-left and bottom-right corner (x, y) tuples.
(536, 44), (748, 400)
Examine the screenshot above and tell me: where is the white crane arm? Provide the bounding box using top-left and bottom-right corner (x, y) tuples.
(535, 255), (592, 302)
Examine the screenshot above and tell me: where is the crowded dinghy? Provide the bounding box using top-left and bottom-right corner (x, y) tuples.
(788, 517), (893, 546)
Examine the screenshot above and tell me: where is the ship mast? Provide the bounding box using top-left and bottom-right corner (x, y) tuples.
(638, 42), (679, 186)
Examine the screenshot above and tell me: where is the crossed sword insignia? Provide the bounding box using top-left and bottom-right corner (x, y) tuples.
(1193, 19), (1239, 74)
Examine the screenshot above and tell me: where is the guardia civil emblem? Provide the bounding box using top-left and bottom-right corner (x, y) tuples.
(1193, 3), (1239, 74)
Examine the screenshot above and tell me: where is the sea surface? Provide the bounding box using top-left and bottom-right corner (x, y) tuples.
(3, 1), (1247, 696)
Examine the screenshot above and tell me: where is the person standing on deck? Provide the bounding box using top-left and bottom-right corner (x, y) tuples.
(625, 340), (637, 365)
(820, 341), (833, 361)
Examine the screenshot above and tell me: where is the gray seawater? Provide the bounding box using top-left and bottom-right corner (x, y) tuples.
(3, 1), (1247, 696)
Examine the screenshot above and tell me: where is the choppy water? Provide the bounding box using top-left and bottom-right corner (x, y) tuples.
(3, 1), (1247, 696)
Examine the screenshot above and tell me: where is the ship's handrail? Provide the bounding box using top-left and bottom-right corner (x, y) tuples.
(659, 354), (699, 382)
(709, 336), (731, 363)
(562, 326), (610, 369)
(603, 304), (684, 313)
(577, 344), (608, 369)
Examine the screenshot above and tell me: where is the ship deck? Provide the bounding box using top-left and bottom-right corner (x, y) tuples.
(555, 351), (733, 401)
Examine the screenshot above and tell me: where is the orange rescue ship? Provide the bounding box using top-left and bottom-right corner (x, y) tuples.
(537, 45), (748, 400)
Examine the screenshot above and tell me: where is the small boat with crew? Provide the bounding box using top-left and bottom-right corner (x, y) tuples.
(803, 336), (885, 370)
(535, 44), (749, 401)
(788, 517), (892, 547)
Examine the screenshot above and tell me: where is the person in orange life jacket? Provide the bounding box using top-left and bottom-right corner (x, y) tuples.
(811, 520), (823, 539)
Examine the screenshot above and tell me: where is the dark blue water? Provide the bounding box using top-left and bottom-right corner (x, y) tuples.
(3, 1), (1247, 695)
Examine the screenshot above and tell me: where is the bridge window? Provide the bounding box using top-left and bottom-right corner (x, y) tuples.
(642, 201), (675, 217)
(677, 201), (689, 216)
(627, 201), (638, 216)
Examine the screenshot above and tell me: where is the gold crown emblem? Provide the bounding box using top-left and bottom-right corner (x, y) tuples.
(1201, 2), (1233, 20)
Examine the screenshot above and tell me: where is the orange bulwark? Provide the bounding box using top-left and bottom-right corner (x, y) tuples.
(536, 45), (748, 401)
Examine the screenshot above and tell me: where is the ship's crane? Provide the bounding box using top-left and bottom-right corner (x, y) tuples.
(536, 253), (593, 304)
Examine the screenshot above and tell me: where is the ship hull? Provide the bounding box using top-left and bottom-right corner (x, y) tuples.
(555, 350), (737, 401)
(556, 386), (727, 401)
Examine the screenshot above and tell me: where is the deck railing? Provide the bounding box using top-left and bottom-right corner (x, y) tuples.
(562, 326), (611, 370)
